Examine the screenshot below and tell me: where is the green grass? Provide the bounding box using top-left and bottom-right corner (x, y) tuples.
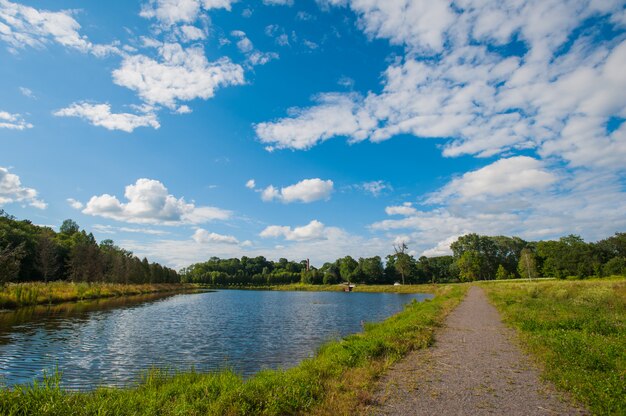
(482, 278), (626, 415)
(0, 282), (194, 309)
(208, 283), (442, 294)
(0, 284), (467, 416)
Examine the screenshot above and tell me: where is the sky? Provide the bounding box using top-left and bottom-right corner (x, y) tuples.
(1, 0), (625, 269)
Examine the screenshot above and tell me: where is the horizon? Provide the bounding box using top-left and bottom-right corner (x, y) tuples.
(2, 0), (625, 270)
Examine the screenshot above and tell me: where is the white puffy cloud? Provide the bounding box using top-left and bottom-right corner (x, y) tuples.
(231, 29), (279, 66)
(0, 110), (32, 130)
(371, 164), (626, 259)
(0, 0), (118, 56)
(359, 180), (391, 197)
(428, 156), (557, 203)
(81, 178), (231, 225)
(112, 43), (245, 109)
(54, 102), (160, 132)
(192, 228), (239, 244)
(231, 30), (253, 53)
(175, 105), (192, 114)
(140, 0), (235, 26)
(260, 178), (334, 203)
(245, 179), (256, 189)
(256, 2), (626, 172)
(176, 25), (207, 42)
(0, 166), (46, 209)
(337, 0), (455, 53)
(260, 220), (329, 241)
(67, 198), (83, 210)
(256, 93), (376, 150)
(247, 50), (279, 66)
(421, 235), (460, 257)
(140, 0), (201, 25)
(385, 203), (417, 216)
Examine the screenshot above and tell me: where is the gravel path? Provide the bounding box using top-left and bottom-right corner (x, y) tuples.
(368, 286), (586, 415)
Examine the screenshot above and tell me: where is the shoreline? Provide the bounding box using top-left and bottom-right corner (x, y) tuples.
(1, 282), (442, 310)
(0, 282), (201, 310)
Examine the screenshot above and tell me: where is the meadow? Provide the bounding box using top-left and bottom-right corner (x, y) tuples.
(483, 278), (626, 415)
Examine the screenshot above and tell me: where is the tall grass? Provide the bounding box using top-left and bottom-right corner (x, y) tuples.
(0, 282), (192, 309)
(0, 284), (467, 415)
(483, 278), (626, 415)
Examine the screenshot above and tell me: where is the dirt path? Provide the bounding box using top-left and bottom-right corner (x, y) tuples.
(367, 286), (586, 415)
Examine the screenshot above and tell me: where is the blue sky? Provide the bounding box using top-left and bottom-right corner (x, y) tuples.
(1, 0), (625, 269)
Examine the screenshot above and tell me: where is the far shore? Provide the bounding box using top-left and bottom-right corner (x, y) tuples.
(0, 282), (200, 309)
(1, 281), (443, 310)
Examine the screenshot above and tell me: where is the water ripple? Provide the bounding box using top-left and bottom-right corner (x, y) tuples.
(0, 290), (432, 390)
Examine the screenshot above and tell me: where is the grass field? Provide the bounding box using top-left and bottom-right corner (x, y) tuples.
(0, 284), (466, 416)
(483, 278), (626, 415)
(0, 282), (193, 309)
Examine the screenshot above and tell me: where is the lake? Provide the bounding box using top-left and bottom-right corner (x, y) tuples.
(0, 289), (432, 390)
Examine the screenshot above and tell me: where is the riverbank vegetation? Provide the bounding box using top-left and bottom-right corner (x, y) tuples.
(0, 284), (466, 416)
(0, 282), (192, 309)
(182, 232), (626, 286)
(483, 278), (626, 415)
(3, 211), (624, 288)
(1, 211), (179, 285)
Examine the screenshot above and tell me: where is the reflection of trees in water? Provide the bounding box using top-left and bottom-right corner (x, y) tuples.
(0, 291), (186, 341)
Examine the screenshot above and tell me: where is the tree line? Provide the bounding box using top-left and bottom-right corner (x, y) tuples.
(2, 209), (624, 285)
(452, 232), (626, 281)
(0, 210), (179, 284)
(183, 231), (626, 286)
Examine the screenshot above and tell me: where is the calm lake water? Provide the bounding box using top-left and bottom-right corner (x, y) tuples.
(0, 289), (432, 390)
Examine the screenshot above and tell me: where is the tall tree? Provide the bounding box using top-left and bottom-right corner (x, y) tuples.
(358, 256), (384, 284)
(457, 250), (482, 282)
(339, 256), (358, 284)
(393, 242), (413, 285)
(0, 241), (25, 284)
(518, 248), (538, 280)
(60, 219), (80, 235)
(36, 234), (59, 282)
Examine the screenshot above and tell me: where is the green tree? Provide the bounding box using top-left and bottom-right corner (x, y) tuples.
(36, 233), (59, 282)
(0, 241), (25, 284)
(339, 256), (358, 284)
(392, 242), (413, 285)
(451, 234), (527, 279)
(518, 248), (538, 280)
(602, 257), (626, 276)
(320, 262), (339, 284)
(358, 256), (384, 284)
(457, 250), (482, 282)
(495, 264), (510, 280)
(60, 219), (80, 235)
(537, 235), (596, 278)
(595, 232), (626, 261)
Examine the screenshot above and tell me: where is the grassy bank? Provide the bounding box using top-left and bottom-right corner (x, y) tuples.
(0, 282), (194, 309)
(0, 284), (466, 415)
(203, 283), (441, 294)
(482, 278), (626, 415)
